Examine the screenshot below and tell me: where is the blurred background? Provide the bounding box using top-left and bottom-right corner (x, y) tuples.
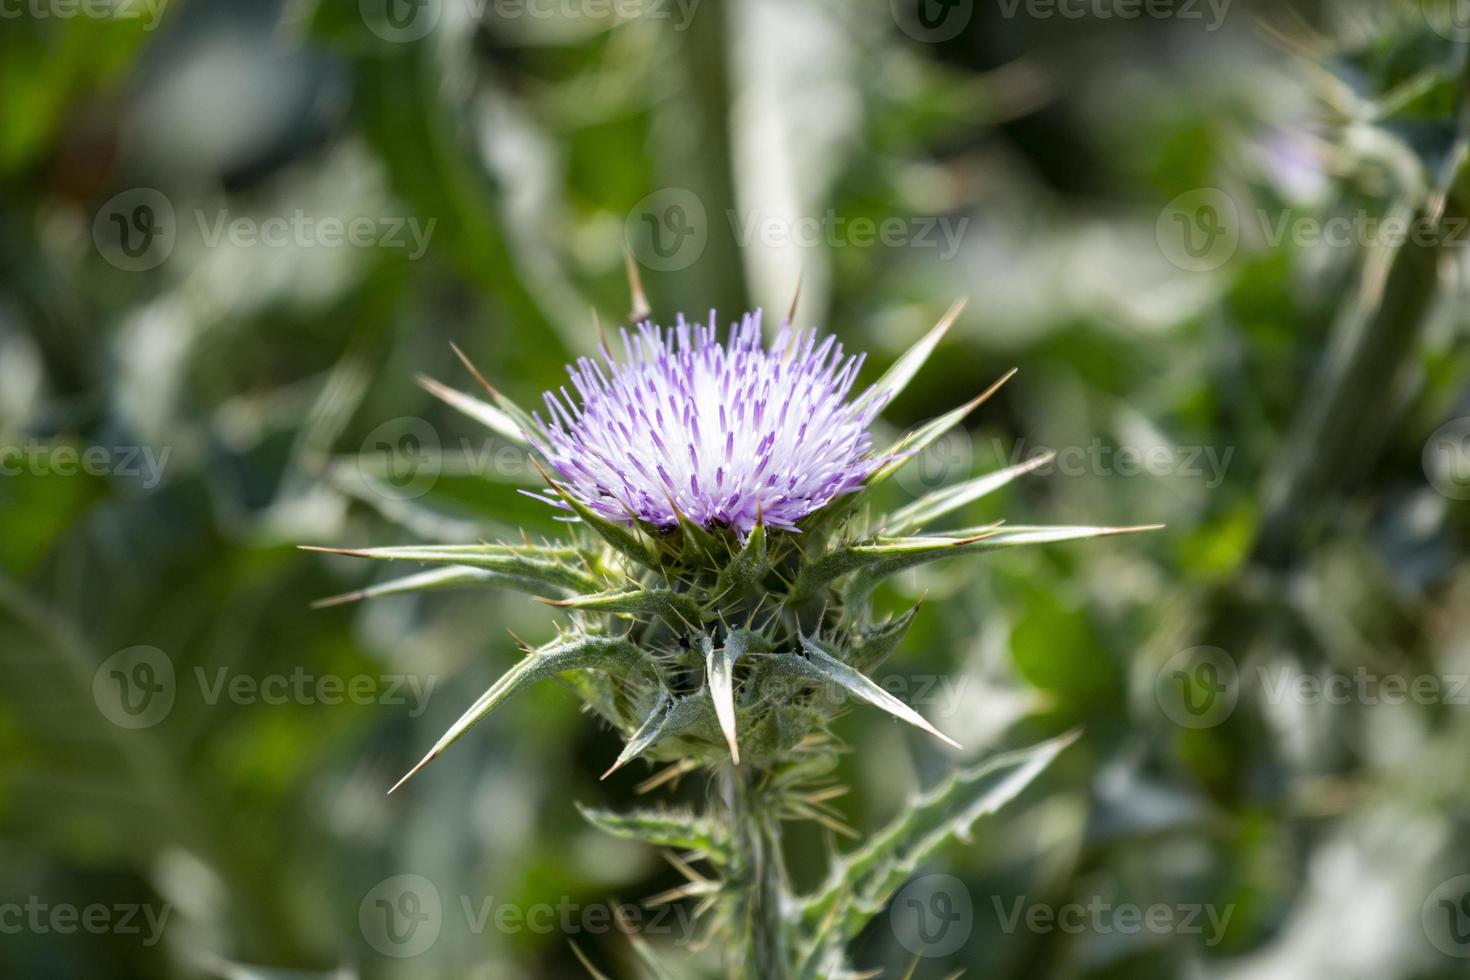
(5, 0), (1470, 976)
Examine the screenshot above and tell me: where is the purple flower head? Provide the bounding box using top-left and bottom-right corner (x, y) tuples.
(527, 310), (890, 535)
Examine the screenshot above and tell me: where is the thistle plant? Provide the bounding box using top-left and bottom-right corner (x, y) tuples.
(308, 294), (1156, 978)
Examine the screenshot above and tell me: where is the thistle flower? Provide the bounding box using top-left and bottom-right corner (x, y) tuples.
(307, 292), (1158, 979)
(526, 310), (886, 535)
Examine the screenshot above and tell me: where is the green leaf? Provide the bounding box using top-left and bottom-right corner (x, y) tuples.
(789, 525), (1004, 600)
(852, 298), (966, 414)
(545, 587), (703, 630)
(847, 602), (923, 673)
(844, 523), (1164, 598)
(796, 731), (1080, 975)
(390, 634), (656, 793)
(576, 803), (727, 858)
(415, 373), (527, 445)
(300, 542), (600, 595)
(790, 637), (959, 749)
(311, 565), (562, 607)
(867, 369), (1017, 487)
(880, 451), (1056, 535)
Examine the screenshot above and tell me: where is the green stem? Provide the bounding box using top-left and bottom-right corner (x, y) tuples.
(724, 764), (790, 979)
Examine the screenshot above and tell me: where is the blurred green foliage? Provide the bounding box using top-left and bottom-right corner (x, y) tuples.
(4, 0), (1470, 977)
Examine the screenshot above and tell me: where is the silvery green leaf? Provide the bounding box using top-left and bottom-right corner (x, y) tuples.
(704, 631), (747, 764)
(867, 368), (1016, 487)
(576, 803), (727, 858)
(851, 298), (966, 414)
(311, 565), (559, 608)
(390, 635), (656, 793)
(603, 692), (723, 774)
(301, 542), (599, 595)
(546, 587), (703, 629)
(790, 637), (959, 749)
(880, 451), (1056, 535)
(788, 525), (1004, 600)
(796, 731), (1080, 975)
(415, 374), (527, 444)
(601, 689), (673, 779)
(844, 522), (1163, 599)
(847, 602), (922, 672)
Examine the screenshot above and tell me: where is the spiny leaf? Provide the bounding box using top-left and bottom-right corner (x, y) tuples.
(788, 524), (1004, 600)
(847, 602), (923, 673)
(704, 631), (747, 764)
(716, 517), (768, 594)
(300, 542), (599, 595)
(531, 459), (661, 568)
(790, 637), (959, 749)
(449, 342), (543, 438)
(415, 374), (526, 444)
(606, 693), (723, 775)
(602, 689), (672, 779)
(796, 732), (1080, 975)
(853, 298), (966, 414)
(576, 803), (727, 857)
(881, 451), (1056, 535)
(543, 588), (703, 630)
(868, 369), (1017, 487)
(844, 523), (1164, 599)
(311, 565), (557, 608)
(390, 635), (656, 793)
